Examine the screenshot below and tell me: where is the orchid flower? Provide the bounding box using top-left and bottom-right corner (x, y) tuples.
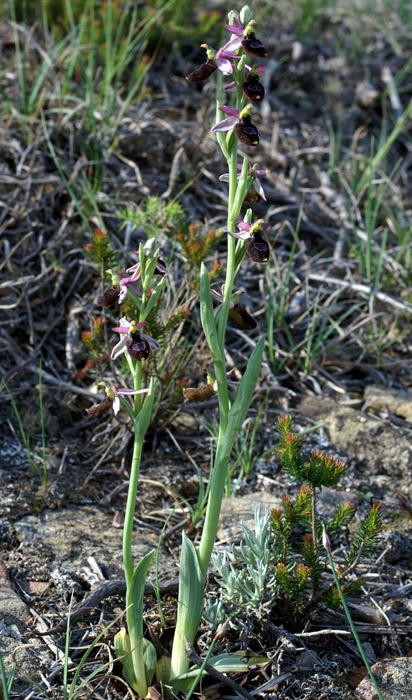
(126, 249), (167, 278)
(211, 104), (260, 146)
(118, 275), (143, 304)
(225, 17), (268, 57)
(219, 162), (269, 201)
(211, 286), (257, 330)
(235, 219), (269, 237)
(97, 286), (120, 307)
(107, 384), (149, 415)
(224, 64), (265, 94)
(87, 383), (149, 418)
(210, 285), (242, 311)
(96, 269), (122, 307)
(97, 269), (142, 306)
(186, 41), (241, 82)
(111, 318), (160, 361)
(229, 219), (270, 263)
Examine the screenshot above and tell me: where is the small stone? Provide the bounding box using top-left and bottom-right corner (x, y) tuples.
(19, 580), (50, 595)
(218, 492), (283, 542)
(356, 81), (380, 108)
(355, 657), (412, 699)
(363, 384), (412, 423)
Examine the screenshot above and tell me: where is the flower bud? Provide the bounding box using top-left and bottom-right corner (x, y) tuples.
(322, 524), (331, 554)
(239, 6), (254, 25)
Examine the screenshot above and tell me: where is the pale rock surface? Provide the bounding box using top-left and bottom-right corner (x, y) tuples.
(355, 657), (412, 700)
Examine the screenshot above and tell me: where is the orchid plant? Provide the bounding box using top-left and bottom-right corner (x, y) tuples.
(87, 5), (271, 696)
(88, 238), (166, 696)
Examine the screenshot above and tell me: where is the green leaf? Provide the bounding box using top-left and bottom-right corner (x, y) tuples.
(143, 276), (166, 318)
(234, 239), (246, 276)
(127, 550), (155, 643)
(155, 655), (171, 684)
(227, 336), (264, 434)
(134, 378), (156, 440)
(122, 550), (155, 693)
(114, 628), (138, 690)
(113, 629), (157, 692)
(142, 638), (157, 686)
(232, 156), (250, 222)
(199, 263), (221, 361)
(170, 533), (204, 679)
(172, 651), (268, 692)
(176, 533), (204, 644)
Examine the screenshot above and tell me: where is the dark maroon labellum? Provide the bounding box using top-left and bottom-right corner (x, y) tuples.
(126, 332), (150, 361)
(244, 233), (270, 262)
(234, 117), (259, 146)
(243, 75), (265, 102)
(241, 33), (268, 58)
(97, 287), (120, 307)
(228, 305), (257, 330)
(186, 61), (217, 83)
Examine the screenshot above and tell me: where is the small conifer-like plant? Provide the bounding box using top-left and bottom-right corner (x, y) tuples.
(213, 417), (382, 630)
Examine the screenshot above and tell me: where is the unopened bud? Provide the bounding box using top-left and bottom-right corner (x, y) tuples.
(397, 493), (412, 519)
(214, 619), (230, 641)
(322, 524), (331, 554)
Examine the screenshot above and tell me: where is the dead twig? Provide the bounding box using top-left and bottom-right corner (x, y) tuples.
(36, 577), (179, 637)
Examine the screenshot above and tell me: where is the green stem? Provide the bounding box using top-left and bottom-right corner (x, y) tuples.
(326, 549), (384, 700)
(185, 637), (217, 700)
(133, 360), (142, 412)
(311, 488), (318, 555)
(217, 146), (238, 350)
(197, 433), (232, 578)
(198, 136), (242, 575)
(123, 435), (143, 588)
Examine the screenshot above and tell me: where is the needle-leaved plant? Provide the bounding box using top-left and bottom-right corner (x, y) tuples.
(212, 417), (382, 630)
